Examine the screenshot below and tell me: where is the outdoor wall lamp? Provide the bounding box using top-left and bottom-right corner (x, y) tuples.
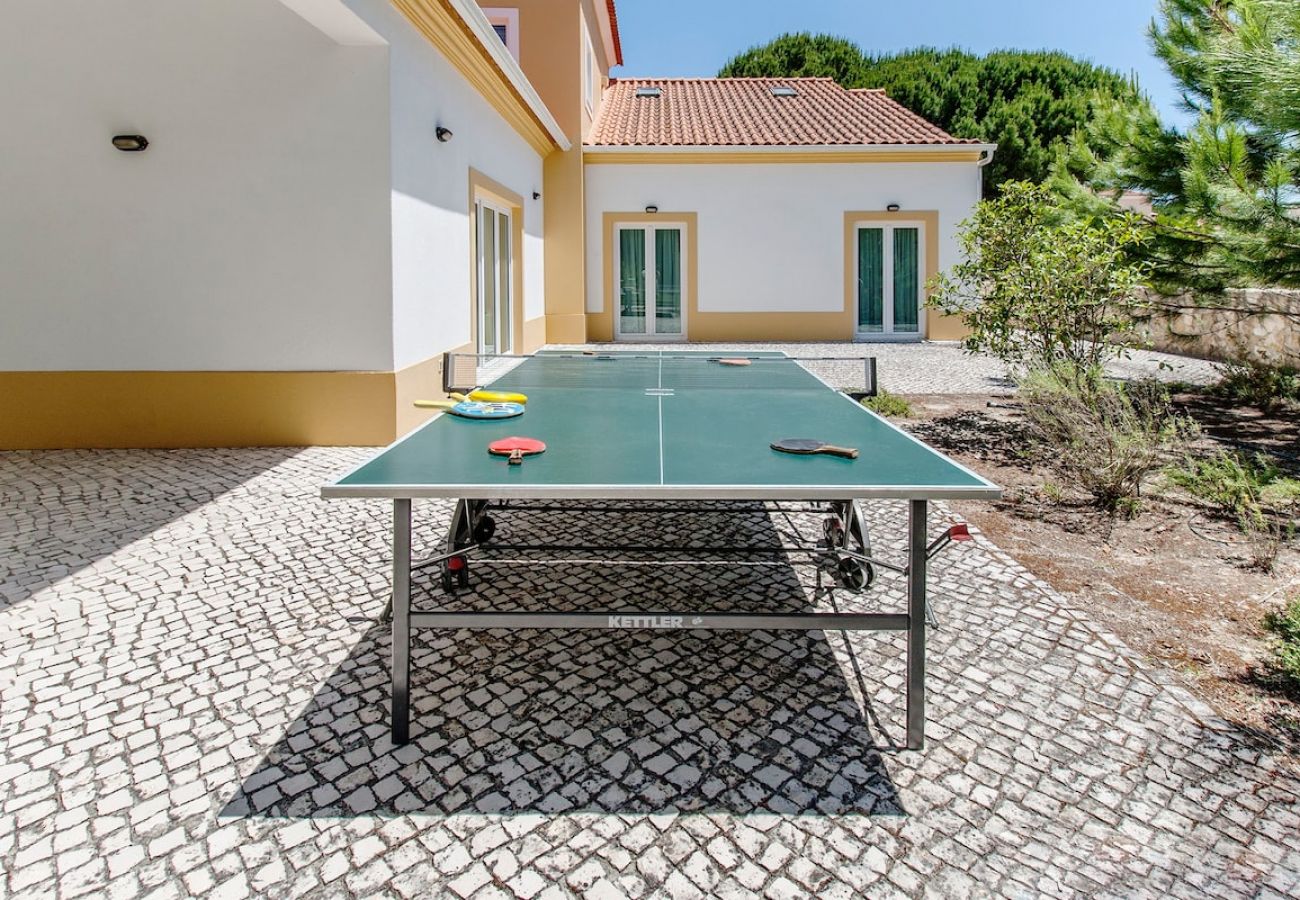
(886, 203), (901, 212)
(112, 135), (148, 152)
(645, 204), (658, 214)
(435, 126), (453, 142)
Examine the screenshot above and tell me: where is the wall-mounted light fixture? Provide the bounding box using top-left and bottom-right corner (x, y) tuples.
(435, 126), (453, 142)
(112, 134), (148, 152)
(645, 204), (658, 214)
(532, 191), (541, 200)
(886, 203), (901, 212)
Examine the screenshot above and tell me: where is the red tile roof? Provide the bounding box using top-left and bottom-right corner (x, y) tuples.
(606, 0), (622, 67)
(586, 78), (978, 147)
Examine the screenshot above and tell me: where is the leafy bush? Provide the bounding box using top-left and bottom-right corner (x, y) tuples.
(1166, 450), (1300, 572)
(1212, 359), (1300, 412)
(1263, 598), (1300, 690)
(1020, 367), (1194, 516)
(861, 390), (912, 418)
(928, 182), (1151, 382)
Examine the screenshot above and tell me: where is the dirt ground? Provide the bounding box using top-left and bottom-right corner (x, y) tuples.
(901, 390), (1300, 762)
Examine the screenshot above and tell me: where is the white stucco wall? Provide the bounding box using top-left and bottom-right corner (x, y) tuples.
(0, 0), (547, 374)
(345, 0), (546, 371)
(584, 160), (982, 328)
(0, 0), (392, 371)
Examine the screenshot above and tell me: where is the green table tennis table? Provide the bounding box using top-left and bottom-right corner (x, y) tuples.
(323, 350), (1000, 749)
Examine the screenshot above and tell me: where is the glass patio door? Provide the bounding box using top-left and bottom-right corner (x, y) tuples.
(857, 223), (923, 338)
(476, 201), (512, 355)
(615, 224), (684, 339)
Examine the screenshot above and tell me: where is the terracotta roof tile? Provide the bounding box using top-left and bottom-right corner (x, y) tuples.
(586, 77), (977, 147)
(606, 0), (622, 67)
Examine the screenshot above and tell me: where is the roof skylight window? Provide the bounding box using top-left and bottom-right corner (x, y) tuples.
(635, 87), (662, 98)
(770, 85), (799, 98)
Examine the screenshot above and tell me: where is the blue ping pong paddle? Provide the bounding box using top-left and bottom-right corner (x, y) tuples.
(414, 399), (524, 419)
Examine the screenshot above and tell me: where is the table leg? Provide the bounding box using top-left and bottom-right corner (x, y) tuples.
(906, 498), (927, 750)
(392, 498), (412, 744)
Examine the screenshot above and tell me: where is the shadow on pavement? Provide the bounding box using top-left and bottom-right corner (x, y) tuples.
(224, 502), (904, 818)
(0, 447), (300, 613)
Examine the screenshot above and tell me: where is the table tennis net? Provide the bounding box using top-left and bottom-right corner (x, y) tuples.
(443, 352), (878, 396)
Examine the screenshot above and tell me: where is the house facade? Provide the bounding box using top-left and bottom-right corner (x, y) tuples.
(0, 0), (990, 449)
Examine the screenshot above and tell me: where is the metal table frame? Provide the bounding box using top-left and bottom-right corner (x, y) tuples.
(386, 495), (932, 750)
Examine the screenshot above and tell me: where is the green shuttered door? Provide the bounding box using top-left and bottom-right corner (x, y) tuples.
(857, 228), (884, 333)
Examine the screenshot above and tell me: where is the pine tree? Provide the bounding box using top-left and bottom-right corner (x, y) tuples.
(719, 36), (1146, 194)
(1055, 0), (1300, 290)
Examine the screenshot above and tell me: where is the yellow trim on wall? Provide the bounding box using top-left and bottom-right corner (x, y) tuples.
(522, 315), (547, 353)
(591, 212), (856, 342)
(390, 0), (559, 156)
(542, 148), (588, 344)
(843, 210), (967, 340)
(468, 168), (526, 356)
(589, 209), (969, 343)
(584, 149), (986, 166)
(393, 353), (448, 437)
(0, 370), (396, 449)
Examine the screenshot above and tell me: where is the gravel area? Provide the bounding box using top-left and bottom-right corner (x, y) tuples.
(550, 341), (1221, 395)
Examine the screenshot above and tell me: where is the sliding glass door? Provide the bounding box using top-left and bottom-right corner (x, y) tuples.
(476, 200), (512, 355)
(615, 223), (685, 339)
(856, 222), (924, 338)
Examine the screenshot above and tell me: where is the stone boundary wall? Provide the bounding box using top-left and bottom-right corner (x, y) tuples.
(1131, 288), (1300, 366)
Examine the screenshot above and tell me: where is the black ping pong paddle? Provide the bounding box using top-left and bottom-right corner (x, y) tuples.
(771, 439), (859, 459)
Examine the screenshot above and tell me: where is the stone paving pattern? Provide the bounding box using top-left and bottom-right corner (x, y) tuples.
(3, 442), (1298, 899)
(553, 342), (1219, 395)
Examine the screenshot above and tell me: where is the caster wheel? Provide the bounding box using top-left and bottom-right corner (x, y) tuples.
(446, 553), (470, 588)
(837, 557), (874, 591)
(473, 516), (496, 543)
(823, 518), (845, 548)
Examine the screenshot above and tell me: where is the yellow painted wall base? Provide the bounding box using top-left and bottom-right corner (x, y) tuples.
(544, 313), (589, 344)
(926, 312), (971, 342)
(522, 315), (548, 352)
(394, 355), (447, 438)
(587, 311), (855, 342)
(0, 371), (396, 449)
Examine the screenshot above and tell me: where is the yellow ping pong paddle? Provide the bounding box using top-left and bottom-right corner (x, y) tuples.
(414, 389), (527, 408)
(461, 389), (527, 405)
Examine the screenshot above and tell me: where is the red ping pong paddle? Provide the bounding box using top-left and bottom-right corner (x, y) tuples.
(771, 438), (859, 459)
(716, 358), (752, 366)
(488, 437), (546, 466)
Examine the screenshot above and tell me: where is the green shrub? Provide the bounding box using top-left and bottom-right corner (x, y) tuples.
(927, 182), (1151, 383)
(1166, 450), (1300, 572)
(1020, 367), (1194, 516)
(1263, 598), (1300, 690)
(861, 390), (912, 418)
(1213, 359), (1300, 411)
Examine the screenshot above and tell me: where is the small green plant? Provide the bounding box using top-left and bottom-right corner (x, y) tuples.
(1020, 367), (1194, 516)
(1212, 359), (1300, 412)
(1166, 450), (1300, 572)
(861, 390), (912, 418)
(1263, 598), (1300, 690)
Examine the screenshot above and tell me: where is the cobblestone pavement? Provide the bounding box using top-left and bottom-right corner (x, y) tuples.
(3, 448), (1298, 899)
(551, 342), (1220, 395)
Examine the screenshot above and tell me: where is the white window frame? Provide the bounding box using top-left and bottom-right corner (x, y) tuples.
(613, 222), (688, 342)
(853, 221), (926, 341)
(476, 199), (514, 355)
(481, 8), (520, 62)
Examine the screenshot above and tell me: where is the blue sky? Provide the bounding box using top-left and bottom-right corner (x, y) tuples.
(614, 0), (1190, 127)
